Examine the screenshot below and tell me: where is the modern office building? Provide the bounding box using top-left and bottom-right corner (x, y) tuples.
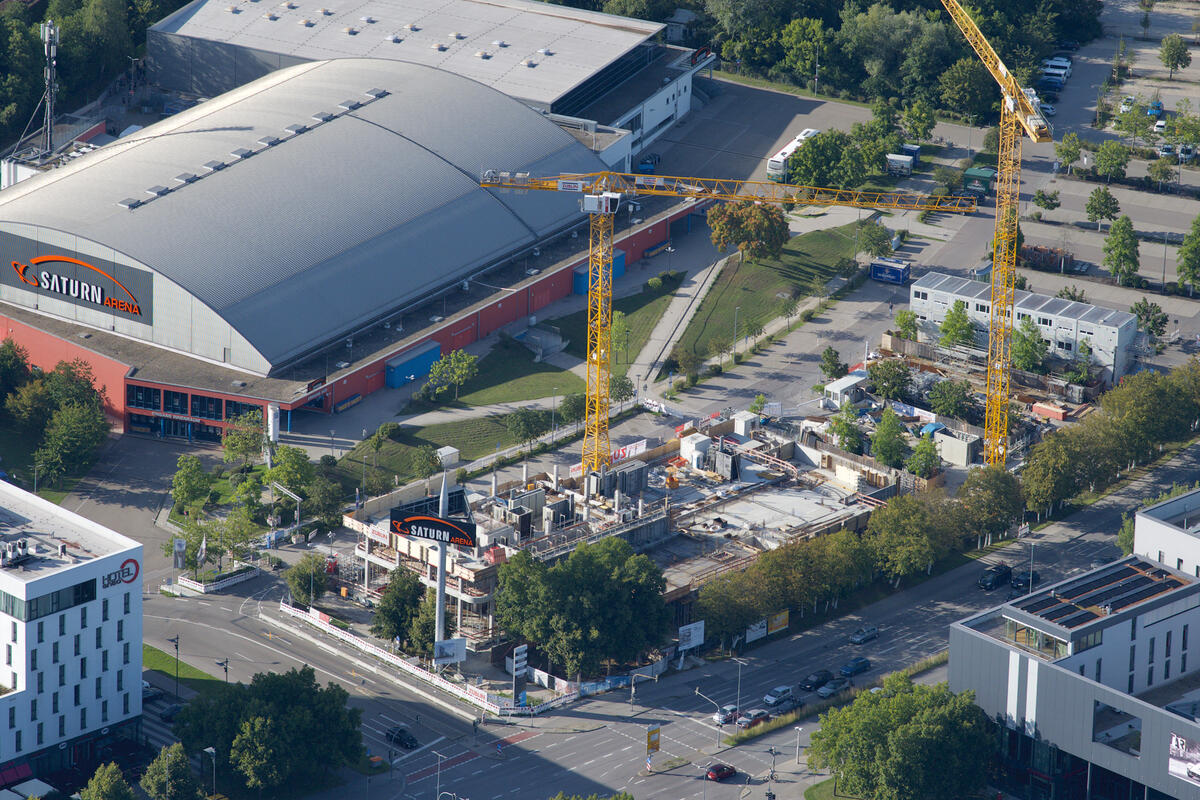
(0, 481), (143, 784)
(909, 272), (1139, 384)
(1132, 488), (1200, 579)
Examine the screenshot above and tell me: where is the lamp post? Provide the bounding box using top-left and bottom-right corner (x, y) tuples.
(731, 657), (747, 720)
(329, 429), (336, 457)
(203, 746), (216, 796)
(694, 687), (722, 748)
(433, 749), (447, 800)
(551, 387), (558, 440)
(733, 306), (740, 359)
(795, 726), (804, 764)
(215, 658), (229, 682)
(166, 635), (180, 698)
(362, 428), (368, 492)
(1028, 541), (1036, 597)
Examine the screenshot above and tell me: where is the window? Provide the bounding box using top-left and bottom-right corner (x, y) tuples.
(123, 642), (129, 665)
(1079, 664), (1085, 675)
(1058, 341), (1073, 351)
(1185, 625), (1190, 651)
(29, 699), (35, 721)
(16, 730), (22, 752)
(51, 642), (58, 664)
(6, 644), (11, 666)
(123, 593), (130, 615)
(58, 665), (64, 686)
(80, 708), (86, 729)
(116, 671), (123, 691)
(1130, 645), (1136, 672)
(94, 677), (101, 699)
(226, 400), (262, 420)
(1096, 659), (1102, 682)
(190, 394), (223, 420)
(36, 621), (42, 643)
(30, 650), (36, 671)
(7, 707), (13, 729)
(126, 384), (161, 411)
(1185, 653), (1189, 673)
(11, 621), (16, 642)
(975, 303), (989, 313)
(58, 716), (64, 737)
(122, 693), (129, 715)
(1168, 631), (1174, 658)
(80, 657), (86, 680)
(1159, 550), (1165, 563)
(73, 685), (79, 706)
(102, 650), (108, 672)
(73, 634), (80, 657)
(102, 599), (108, 622)
(1166, 660), (1172, 680)
(52, 693), (58, 714)
(1038, 316), (1052, 326)
(80, 606), (86, 628)
(96, 627), (101, 648)
(1081, 329), (1095, 337)
(35, 723), (41, 746)
(102, 700), (108, 723)
(1150, 638), (1156, 664)
(164, 390), (188, 414)
(58, 615), (65, 636)
(1132, 618), (1138, 640)
(1180, 558), (1185, 571)
(116, 620), (123, 642)
(1148, 666), (1155, 686)
(1017, 312), (1030, 321)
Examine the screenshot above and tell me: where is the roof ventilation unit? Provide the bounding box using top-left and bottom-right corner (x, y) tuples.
(475, 50), (491, 59)
(404, 22), (419, 30)
(364, 87), (388, 98)
(343, 25), (358, 34)
(263, 12), (279, 19)
(537, 47), (553, 56)
(283, 123), (307, 137)
(202, 160), (226, 172)
(335, 361), (350, 369)
(431, 42), (447, 51)
(230, 147), (253, 159)
(386, 32), (401, 42)
(174, 172), (198, 184)
(231, 380), (247, 388)
(226, 6), (241, 12)
(311, 111), (334, 123)
(317, 6), (332, 13)
(298, 17), (313, 25)
(338, 98), (361, 111)
(492, 39), (507, 47)
(449, 31), (464, 39)
(280, 0), (296, 7)
(521, 58), (537, 67)
(145, 185), (169, 197)
(258, 135), (280, 147)
(359, 14), (374, 22)
(117, 197), (141, 209)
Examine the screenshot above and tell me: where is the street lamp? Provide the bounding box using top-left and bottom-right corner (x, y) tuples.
(433, 749), (447, 800)
(551, 387), (558, 440)
(329, 429), (336, 457)
(694, 687), (723, 748)
(731, 657), (747, 722)
(215, 658), (229, 682)
(202, 746), (216, 796)
(733, 306), (740, 359)
(795, 726), (804, 764)
(362, 428), (368, 492)
(166, 635), (180, 698)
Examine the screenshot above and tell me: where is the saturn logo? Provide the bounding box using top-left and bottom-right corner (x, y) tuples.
(11, 255), (142, 316)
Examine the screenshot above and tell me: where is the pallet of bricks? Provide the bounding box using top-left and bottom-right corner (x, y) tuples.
(1019, 244), (1073, 272)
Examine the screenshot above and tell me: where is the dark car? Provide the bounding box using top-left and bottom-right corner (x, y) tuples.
(385, 726), (418, 749)
(799, 669), (833, 692)
(736, 709), (770, 728)
(1011, 570), (1041, 590)
(158, 703), (183, 722)
(849, 626), (878, 644)
(142, 686), (163, 703)
(706, 763), (737, 781)
(817, 677), (853, 698)
(841, 657), (872, 677)
(978, 563), (1013, 590)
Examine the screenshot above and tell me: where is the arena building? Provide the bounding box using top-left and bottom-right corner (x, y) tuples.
(0, 57), (705, 440)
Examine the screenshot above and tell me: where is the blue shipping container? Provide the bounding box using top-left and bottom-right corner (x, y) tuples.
(385, 341), (441, 388)
(870, 260), (910, 286)
(572, 249), (626, 295)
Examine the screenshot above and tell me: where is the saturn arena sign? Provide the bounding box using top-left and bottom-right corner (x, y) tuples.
(389, 513), (477, 547)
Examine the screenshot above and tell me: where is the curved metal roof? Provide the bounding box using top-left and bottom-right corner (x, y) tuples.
(0, 58), (603, 369)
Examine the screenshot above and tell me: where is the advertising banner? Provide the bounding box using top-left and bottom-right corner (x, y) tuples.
(646, 725), (660, 753)
(568, 439), (648, 478)
(678, 620), (705, 651)
(745, 619), (767, 644)
(433, 637), (467, 666)
(767, 610), (789, 635)
(172, 539), (186, 570)
(390, 513), (477, 547)
(1171, 732), (1200, 786)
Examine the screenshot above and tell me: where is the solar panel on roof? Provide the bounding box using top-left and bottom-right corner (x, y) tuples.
(1057, 567), (1136, 599)
(1078, 575), (1152, 607)
(1108, 584), (1173, 612)
(1042, 605), (1079, 621)
(1060, 610), (1099, 628)
(1020, 597), (1060, 613)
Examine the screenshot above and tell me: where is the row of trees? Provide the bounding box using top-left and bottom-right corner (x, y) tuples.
(0, 340), (109, 486)
(495, 537), (670, 678)
(785, 100), (927, 187)
(695, 466), (1023, 645)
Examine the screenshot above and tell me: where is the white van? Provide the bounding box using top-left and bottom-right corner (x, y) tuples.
(1043, 57), (1072, 69)
(1041, 66), (1069, 82)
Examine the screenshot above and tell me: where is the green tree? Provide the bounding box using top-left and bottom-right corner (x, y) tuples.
(268, 445), (315, 495)
(819, 346), (847, 381)
(34, 401), (109, 484)
(81, 762), (135, 800)
(1177, 214), (1200, 295)
(871, 408), (907, 467)
(410, 445), (441, 480)
(6, 378), (55, 431)
(830, 401), (863, 454)
(1065, 338), (1093, 385)
(932, 165), (962, 193)
(694, 572), (759, 649)
(959, 465), (1025, 542)
(708, 335), (733, 367)
(905, 435), (941, 478)
(928, 379), (972, 418)
(610, 310), (631, 363)
(559, 393), (586, 428)
(370, 568), (424, 644)
(171, 454), (212, 512)
(707, 201), (790, 260)
(1011, 317), (1049, 372)
(749, 393), (767, 414)
(609, 374), (635, 405)
(779, 16), (828, 87)
(894, 309), (919, 341)
(1085, 186), (1120, 230)
(1116, 106), (1154, 142)
(901, 98), (935, 141)
(407, 587), (455, 658)
(1104, 215), (1141, 286)
(867, 359), (911, 401)
(858, 221), (892, 258)
(1131, 297), (1169, 336)
(140, 743), (202, 800)
(1148, 156), (1175, 188)
(1055, 132), (1082, 173)
(1094, 140), (1131, 182)
(427, 349), (479, 400)
(1056, 285), (1088, 303)
(231, 716), (283, 793)
(0, 338), (30, 398)
(1118, 513), (1135, 555)
(1161, 33), (1192, 78)
(506, 407), (550, 455)
(939, 300), (975, 347)
(1022, 430), (1078, 515)
(285, 553), (328, 606)
(1142, 10), (1151, 39)
(867, 493), (946, 582)
(305, 475), (344, 532)
(222, 410), (265, 470)
(939, 58), (994, 120)
(1032, 189), (1060, 211)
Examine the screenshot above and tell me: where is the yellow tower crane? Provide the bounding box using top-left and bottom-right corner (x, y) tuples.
(939, 0), (1052, 464)
(481, 169), (977, 475)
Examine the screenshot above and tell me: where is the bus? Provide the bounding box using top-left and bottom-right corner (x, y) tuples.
(766, 128), (820, 182)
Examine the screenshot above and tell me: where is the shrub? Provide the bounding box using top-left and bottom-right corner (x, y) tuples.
(455, 467), (468, 484)
(686, 372), (699, 387)
(647, 277), (663, 291)
(228, 471), (247, 490)
(734, 352), (746, 364)
(708, 364), (723, 376)
(674, 379), (687, 392)
(800, 309), (816, 322)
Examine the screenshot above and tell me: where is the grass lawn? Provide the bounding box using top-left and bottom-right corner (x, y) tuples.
(455, 337), (585, 407)
(0, 424), (86, 504)
(143, 643), (224, 698)
(210, 464), (269, 506)
(551, 271), (685, 379)
(673, 223), (859, 361)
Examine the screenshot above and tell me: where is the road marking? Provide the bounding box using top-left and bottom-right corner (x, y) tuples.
(582, 759), (596, 766)
(390, 736), (445, 765)
(219, 606), (233, 612)
(197, 601), (211, 606)
(621, 745), (633, 752)
(233, 652), (249, 660)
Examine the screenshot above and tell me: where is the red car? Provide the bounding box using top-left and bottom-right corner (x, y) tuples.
(706, 763), (736, 781)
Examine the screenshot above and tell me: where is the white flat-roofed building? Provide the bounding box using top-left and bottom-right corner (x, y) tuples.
(909, 271), (1138, 384)
(0, 481), (143, 782)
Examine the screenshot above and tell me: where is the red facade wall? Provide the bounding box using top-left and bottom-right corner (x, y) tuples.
(0, 313), (130, 430)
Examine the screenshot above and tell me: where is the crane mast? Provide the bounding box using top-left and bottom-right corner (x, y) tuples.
(482, 170), (976, 475)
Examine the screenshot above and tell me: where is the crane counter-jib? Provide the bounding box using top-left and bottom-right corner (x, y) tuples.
(478, 170), (978, 214)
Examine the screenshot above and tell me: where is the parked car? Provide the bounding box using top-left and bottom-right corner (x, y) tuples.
(978, 563), (1012, 590)
(736, 709), (770, 729)
(142, 686), (163, 703)
(764, 685), (794, 707)
(636, 153), (661, 174)
(817, 677), (853, 698)
(849, 625), (879, 644)
(1180, 144), (1196, 163)
(1158, 143), (1175, 160)
(1011, 569), (1042, 590)
(713, 704), (739, 725)
(1039, 103), (1056, 117)
(706, 763), (737, 781)
(841, 657), (872, 677)
(1119, 96), (1136, 114)
(799, 669), (833, 692)
(1156, 121), (1169, 135)
(385, 726), (419, 749)
(1148, 101), (1164, 118)
(158, 703), (184, 723)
